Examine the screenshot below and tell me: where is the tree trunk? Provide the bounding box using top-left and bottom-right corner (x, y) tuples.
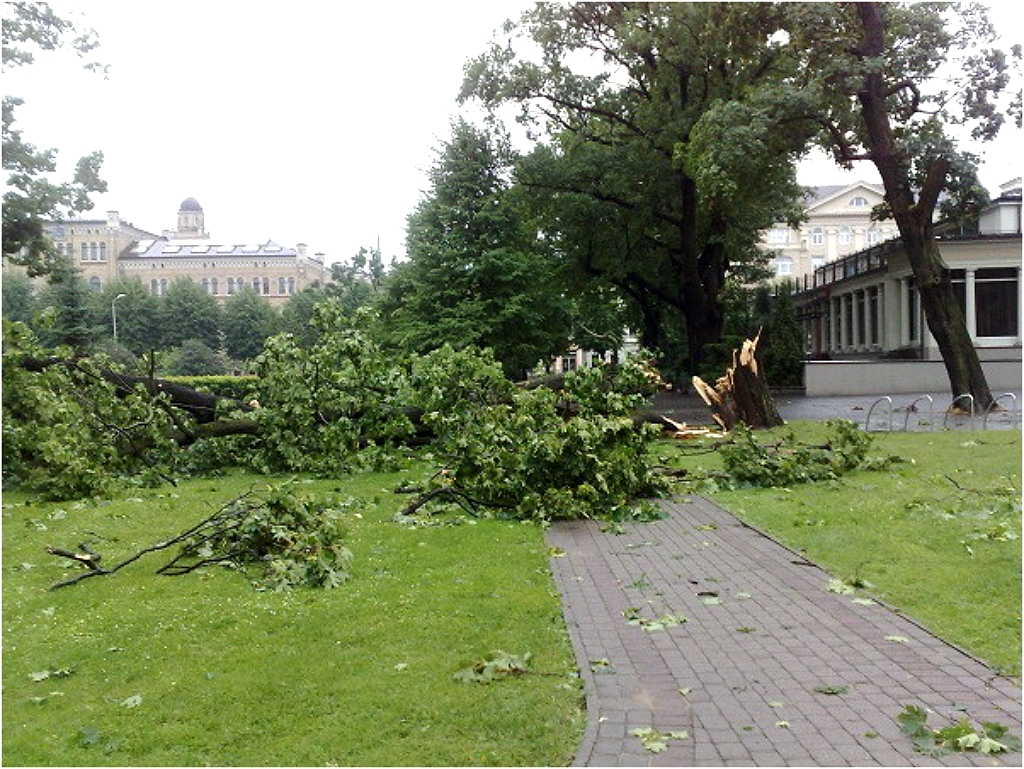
(910, 239), (994, 408)
(691, 333), (784, 430)
(23, 356), (248, 423)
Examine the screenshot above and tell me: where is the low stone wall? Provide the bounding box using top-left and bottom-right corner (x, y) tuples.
(804, 358), (1022, 396)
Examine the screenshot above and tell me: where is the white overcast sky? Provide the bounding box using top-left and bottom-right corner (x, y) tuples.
(5, 1), (1021, 266)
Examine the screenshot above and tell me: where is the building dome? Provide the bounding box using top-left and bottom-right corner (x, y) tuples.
(178, 197), (203, 212)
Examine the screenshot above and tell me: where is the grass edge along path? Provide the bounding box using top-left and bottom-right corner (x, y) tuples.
(658, 425), (1022, 678)
(2, 468), (585, 767)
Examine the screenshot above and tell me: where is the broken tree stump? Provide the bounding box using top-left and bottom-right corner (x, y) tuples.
(691, 332), (785, 431)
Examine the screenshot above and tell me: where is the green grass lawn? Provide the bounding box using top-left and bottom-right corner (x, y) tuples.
(2, 464), (584, 766)
(658, 425), (1022, 677)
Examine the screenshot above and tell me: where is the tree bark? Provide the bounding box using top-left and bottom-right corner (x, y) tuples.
(691, 333), (784, 430)
(22, 355), (248, 423)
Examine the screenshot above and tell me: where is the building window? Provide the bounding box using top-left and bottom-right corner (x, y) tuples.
(287, 277), (295, 295)
(252, 278), (261, 294)
(278, 277), (287, 294)
(838, 227), (853, 246)
(810, 227), (824, 246)
(150, 279), (159, 295)
(227, 277), (236, 295)
(768, 227), (790, 245)
(89, 276), (102, 291)
(159, 278), (168, 295)
(850, 196), (869, 207)
(262, 277), (270, 295)
(99, 242), (107, 261)
(867, 227), (880, 245)
(81, 243), (89, 261)
(775, 257), (794, 276)
(811, 256), (825, 270)
(560, 356), (577, 372)
(976, 268), (1018, 337)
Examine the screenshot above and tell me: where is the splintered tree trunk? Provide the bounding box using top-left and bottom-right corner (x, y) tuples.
(691, 332), (784, 430)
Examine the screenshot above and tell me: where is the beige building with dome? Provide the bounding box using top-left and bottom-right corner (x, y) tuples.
(38, 197), (328, 307)
(761, 182), (899, 283)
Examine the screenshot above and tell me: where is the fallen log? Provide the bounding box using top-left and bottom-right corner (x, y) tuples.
(21, 355), (249, 423)
(691, 332), (784, 431)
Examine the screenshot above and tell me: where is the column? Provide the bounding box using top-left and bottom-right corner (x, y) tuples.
(851, 291), (862, 350)
(829, 296), (839, 354)
(865, 288), (875, 350)
(875, 283), (885, 348)
(965, 268), (977, 339)
(841, 294), (851, 350)
(1018, 267), (1023, 344)
(899, 278), (910, 347)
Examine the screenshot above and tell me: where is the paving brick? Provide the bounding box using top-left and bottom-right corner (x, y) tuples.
(546, 497), (1023, 767)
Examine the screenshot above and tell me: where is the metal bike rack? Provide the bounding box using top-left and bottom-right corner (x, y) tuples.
(902, 394), (934, 432)
(943, 393), (975, 430)
(865, 396), (893, 432)
(982, 392), (1019, 430)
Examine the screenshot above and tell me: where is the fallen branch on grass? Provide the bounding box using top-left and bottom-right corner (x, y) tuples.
(45, 487), (353, 591)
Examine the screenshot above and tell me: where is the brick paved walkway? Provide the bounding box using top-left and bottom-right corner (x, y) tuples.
(546, 496), (1022, 766)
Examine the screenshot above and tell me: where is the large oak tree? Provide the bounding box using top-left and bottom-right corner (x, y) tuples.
(461, 2), (816, 374)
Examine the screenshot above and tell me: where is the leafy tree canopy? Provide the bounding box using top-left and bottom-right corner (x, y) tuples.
(381, 119), (571, 379)
(461, 2), (817, 373)
(158, 277), (222, 351)
(782, 1), (1020, 407)
(222, 287), (281, 362)
(2, 1), (107, 275)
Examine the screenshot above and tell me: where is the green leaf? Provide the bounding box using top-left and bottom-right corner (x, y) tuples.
(813, 684), (848, 696)
(827, 578), (854, 595)
(630, 727), (688, 753)
(77, 725), (102, 747)
(896, 704), (929, 737)
(452, 650), (532, 684)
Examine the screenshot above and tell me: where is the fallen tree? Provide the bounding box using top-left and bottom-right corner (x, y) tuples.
(691, 332), (784, 430)
(4, 308), (669, 519)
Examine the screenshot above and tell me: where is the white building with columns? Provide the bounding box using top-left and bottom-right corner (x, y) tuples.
(794, 180), (1021, 395)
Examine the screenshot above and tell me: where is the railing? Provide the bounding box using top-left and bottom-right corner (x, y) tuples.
(801, 243), (891, 292)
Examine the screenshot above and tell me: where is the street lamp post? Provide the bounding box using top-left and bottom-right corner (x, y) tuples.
(112, 293), (127, 344)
